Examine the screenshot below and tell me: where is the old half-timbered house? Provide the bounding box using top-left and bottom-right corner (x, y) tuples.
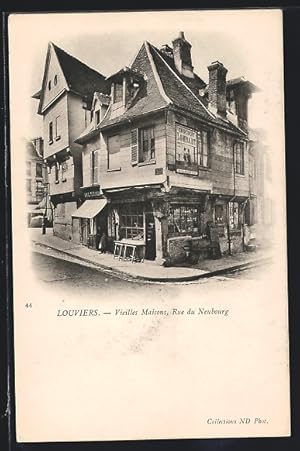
(75, 32), (258, 264)
(32, 42), (108, 241)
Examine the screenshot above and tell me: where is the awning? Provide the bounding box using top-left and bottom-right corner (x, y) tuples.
(72, 199), (107, 219)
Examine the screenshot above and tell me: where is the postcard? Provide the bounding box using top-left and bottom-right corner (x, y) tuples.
(8, 9), (290, 442)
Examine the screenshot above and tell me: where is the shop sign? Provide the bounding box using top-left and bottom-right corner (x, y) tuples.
(175, 124), (198, 175)
(83, 186), (101, 198)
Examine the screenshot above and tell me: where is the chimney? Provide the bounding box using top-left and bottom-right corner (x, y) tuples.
(172, 31), (194, 79)
(207, 61), (228, 117)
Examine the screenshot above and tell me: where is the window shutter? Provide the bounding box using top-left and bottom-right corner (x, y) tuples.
(131, 129), (139, 165)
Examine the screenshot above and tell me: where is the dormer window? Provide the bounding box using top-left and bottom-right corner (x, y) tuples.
(114, 83), (123, 103)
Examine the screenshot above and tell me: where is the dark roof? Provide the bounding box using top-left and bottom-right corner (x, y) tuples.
(156, 46), (207, 93)
(148, 43), (213, 122)
(77, 40), (247, 141)
(52, 43), (109, 98)
(82, 42), (169, 135)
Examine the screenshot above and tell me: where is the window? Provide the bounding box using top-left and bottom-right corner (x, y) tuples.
(36, 163), (43, 178)
(49, 122), (53, 144)
(36, 181), (44, 200)
(140, 127), (155, 162)
(107, 135), (120, 170)
(90, 150), (98, 185)
(55, 116), (61, 140)
(26, 161), (31, 177)
(119, 205), (144, 241)
(114, 83), (123, 103)
(234, 142), (244, 175)
(61, 161), (68, 182)
(48, 80), (51, 90)
(228, 201), (240, 229)
(90, 110), (94, 122)
(198, 130), (209, 167)
(55, 163), (59, 183)
(54, 75), (58, 86)
(95, 110), (100, 125)
(168, 206), (199, 235)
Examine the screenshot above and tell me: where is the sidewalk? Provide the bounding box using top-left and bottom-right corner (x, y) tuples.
(30, 228), (273, 282)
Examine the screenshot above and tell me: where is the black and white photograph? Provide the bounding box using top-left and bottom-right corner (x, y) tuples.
(8, 9), (290, 443)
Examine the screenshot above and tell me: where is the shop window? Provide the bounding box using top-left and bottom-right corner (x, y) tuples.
(49, 122), (53, 144)
(168, 206), (199, 236)
(228, 201), (240, 229)
(119, 206), (144, 241)
(36, 162), (43, 178)
(90, 150), (98, 185)
(108, 135), (120, 170)
(55, 116), (61, 140)
(114, 83), (123, 103)
(140, 127), (155, 162)
(234, 142), (244, 175)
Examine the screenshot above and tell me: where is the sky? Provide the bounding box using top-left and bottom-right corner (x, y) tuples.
(8, 10), (284, 144)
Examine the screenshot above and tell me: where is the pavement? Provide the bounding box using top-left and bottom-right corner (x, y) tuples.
(30, 228), (273, 283)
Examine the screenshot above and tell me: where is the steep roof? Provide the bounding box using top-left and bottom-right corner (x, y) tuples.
(52, 43), (109, 98)
(77, 42), (169, 141)
(35, 43), (109, 114)
(77, 40), (247, 141)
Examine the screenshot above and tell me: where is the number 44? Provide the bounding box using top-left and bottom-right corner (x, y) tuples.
(25, 303), (32, 308)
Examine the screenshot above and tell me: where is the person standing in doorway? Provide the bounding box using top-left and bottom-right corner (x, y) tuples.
(98, 231), (107, 254)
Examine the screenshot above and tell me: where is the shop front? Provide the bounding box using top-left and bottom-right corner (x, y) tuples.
(72, 198), (108, 249)
(106, 201), (155, 261)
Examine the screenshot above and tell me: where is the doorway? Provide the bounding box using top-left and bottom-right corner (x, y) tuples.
(145, 212), (156, 260)
(80, 218), (89, 246)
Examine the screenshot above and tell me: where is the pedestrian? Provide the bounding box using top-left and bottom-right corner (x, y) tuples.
(98, 231), (107, 254)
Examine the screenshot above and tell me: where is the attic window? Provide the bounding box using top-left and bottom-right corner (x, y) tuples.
(54, 75), (58, 86)
(48, 80), (51, 90)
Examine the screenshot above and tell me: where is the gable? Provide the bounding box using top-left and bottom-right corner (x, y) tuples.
(39, 43), (69, 114)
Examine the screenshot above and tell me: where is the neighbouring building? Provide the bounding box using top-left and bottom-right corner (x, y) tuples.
(248, 128), (273, 246)
(32, 42), (108, 240)
(26, 137), (48, 224)
(73, 32), (260, 264)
